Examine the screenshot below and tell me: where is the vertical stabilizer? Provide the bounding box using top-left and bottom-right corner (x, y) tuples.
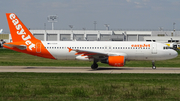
(6, 13), (37, 42)
(4, 13), (55, 59)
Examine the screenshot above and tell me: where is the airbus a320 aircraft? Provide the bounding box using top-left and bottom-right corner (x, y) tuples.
(0, 29), (3, 34)
(4, 13), (178, 70)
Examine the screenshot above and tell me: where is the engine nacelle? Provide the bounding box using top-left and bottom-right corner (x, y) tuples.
(101, 56), (125, 67)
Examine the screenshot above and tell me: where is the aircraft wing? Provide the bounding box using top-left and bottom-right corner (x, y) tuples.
(67, 47), (127, 60)
(4, 43), (27, 50)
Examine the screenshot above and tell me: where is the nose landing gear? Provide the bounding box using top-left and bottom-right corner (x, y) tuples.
(152, 60), (156, 69)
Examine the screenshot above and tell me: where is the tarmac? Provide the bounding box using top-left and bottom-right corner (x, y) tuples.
(0, 66), (180, 73)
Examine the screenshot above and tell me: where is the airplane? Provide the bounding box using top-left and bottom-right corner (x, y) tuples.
(0, 29), (3, 34)
(3, 13), (178, 70)
(165, 42), (178, 50)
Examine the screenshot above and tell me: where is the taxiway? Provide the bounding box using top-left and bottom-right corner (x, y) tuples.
(0, 66), (180, 73)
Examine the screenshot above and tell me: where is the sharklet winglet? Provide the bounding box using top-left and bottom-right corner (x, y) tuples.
(67, 47), (73, 52)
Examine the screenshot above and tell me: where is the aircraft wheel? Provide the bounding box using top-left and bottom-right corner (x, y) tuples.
(152, 66), (156, 69)
(152, 60), (156, 69)
(91, 63), (98, 70)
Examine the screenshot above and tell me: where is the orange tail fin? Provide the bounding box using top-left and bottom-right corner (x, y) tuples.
(5, 13), (55, 59)
(6, 13), (37, 42)
(6, 13), (40, 51)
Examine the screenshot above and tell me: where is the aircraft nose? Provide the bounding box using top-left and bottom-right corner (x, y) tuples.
(170, 50), (178, 59)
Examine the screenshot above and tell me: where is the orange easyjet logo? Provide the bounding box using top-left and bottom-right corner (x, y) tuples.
(131, 44), (150, 48)
(9, 13), (35, 50)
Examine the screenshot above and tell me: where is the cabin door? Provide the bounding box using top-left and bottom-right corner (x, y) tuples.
(151, 43), (157, 54)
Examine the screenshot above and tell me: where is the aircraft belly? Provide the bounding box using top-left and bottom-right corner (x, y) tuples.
(126, 50), (153, 60)
(66, 52), (76, 60)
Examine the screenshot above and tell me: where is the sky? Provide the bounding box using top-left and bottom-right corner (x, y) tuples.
(0, 0), (180, 33)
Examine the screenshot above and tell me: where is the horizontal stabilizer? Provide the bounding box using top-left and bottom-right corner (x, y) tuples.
(4, 43), (26, 50)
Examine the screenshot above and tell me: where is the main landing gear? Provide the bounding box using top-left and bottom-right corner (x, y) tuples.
(91, 59), (98, 70)
(152, 60), (156, 69)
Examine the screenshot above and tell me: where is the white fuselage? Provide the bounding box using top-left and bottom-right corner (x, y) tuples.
(40, 41), (178, 61)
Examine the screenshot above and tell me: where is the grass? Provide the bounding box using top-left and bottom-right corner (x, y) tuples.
(0, 73), (180, 101)
(0, 49), (180, 100)
(0, 49), (180, 67)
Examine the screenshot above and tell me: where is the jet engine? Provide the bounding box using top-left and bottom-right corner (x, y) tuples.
(101, 56), (125, 67)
